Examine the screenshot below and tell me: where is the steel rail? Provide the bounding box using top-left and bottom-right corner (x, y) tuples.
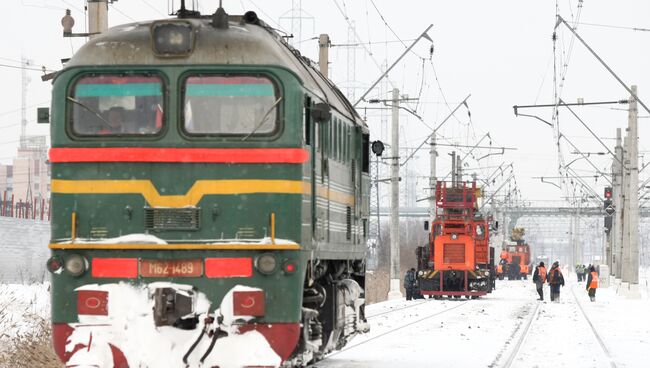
(501, 302), (542, 368)
(570, 285), (617, 368)
(323, 301), (470, 359)
(365, 299), (430, 319)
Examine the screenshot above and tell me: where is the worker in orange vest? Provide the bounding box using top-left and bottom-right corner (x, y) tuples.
(585, 265), (598, 302)
(532, 262), (547, 301)
(547, 261), (565, 302)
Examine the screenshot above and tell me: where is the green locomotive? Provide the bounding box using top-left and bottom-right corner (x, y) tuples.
(44, 4), (370, 367)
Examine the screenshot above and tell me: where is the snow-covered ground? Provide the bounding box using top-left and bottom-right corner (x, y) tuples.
(316, 273), (650, 368)
(0, 283), (50, 343)
(1, 275), (649, 368)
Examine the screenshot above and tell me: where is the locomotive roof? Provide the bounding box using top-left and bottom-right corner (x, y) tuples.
(63, 14), (364, 127)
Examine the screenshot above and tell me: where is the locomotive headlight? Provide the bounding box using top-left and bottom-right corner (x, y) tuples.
(451, 233), (458, 240)
(151, 21), (195, 57)
(256, 253), (277, 275)
(64, 254), (87, 277)
(418, 270), (424, 277)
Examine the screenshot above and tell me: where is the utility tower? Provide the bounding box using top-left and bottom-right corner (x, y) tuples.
(20, 57), (32, 149)
(340, 21), (360, 101)
(279, 0), (314, 48)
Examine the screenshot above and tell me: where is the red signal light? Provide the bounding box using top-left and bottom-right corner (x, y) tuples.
(46, 256), (63, 273)
(604, 187), (612, 199)
(283, 260), (297, 274)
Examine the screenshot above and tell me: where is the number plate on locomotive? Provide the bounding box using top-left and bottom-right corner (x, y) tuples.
(140, 260), (203, 277)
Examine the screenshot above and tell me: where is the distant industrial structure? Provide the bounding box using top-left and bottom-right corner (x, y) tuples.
(0, 58), (50, 219)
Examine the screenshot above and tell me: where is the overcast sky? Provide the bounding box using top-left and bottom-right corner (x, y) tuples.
(1, 0), (649, 206)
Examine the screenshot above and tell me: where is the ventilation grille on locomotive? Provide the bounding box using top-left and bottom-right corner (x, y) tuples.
(443, 243), (465, 263)
(145, 208), (201, 231)
(346, 206), (352, 240)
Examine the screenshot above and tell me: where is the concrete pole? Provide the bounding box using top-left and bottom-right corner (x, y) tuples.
(622, 85), (640, 291)
(388, 88), (402, 300)
(611, 128), (623, 277)
(575, 204), (581, 268)
(318, 34), (330, 79)
(87, 0), (108, 39)
(619, 135), (629, 280)
(429, 134), (437, 222)
(570, 214), (575, 268)
(457, 155), (463, 184)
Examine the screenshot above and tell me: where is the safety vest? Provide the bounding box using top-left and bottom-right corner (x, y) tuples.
(538, 266), (547, 282)
(589, 271), (599, 289)
(497, 264), (503, 273)
(548, 268), (562, 283)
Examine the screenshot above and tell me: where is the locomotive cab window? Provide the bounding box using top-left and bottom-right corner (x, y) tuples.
(69, 74), (164, 136)
(182, 75), (280, 136)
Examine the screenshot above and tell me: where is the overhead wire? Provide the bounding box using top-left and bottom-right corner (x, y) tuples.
(110, 3), (136, 22)
(331, 39), (417, 47)
(577, 21), (650, 32)
(332, 0), (397, 89)
(243, 0), (287, 33)
(141, 0), (167, 17)
(60, 0), (84, 13)
(0, 63), (56, 73)
(0, 101), (50, 119)
(367, 0), (425, 60)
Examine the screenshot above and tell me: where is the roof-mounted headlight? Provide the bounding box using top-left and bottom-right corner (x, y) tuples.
(151, 21), (195, 57)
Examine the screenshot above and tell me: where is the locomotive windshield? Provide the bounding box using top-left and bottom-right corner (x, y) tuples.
(69, 74), (164, 136)
(182, 75), (280, 136)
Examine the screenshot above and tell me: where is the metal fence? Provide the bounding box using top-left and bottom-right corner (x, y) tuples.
(0, 191), (51, 221)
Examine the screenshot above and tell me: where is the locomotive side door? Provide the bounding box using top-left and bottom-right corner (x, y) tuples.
(310, 99), (330, 243)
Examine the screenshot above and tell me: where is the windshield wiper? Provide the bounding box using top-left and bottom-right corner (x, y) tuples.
(67, 96), (111, 127)
(241, 97), (283, 141)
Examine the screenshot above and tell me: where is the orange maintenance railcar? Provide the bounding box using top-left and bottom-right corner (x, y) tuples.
(417, 181), (492, 298)
(500, 241), (531, 280)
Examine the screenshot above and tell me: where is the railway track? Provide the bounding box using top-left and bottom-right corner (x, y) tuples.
(570, 285), (617, 368)
(500, 302), (541, 368)
(365, 299), (430, 319)
(497, 285), (617, 368)
(317, 300), (470, 363)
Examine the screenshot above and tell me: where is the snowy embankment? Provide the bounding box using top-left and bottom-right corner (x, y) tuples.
(0, 283), (59, 368)
(0, 283), (50, 341)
